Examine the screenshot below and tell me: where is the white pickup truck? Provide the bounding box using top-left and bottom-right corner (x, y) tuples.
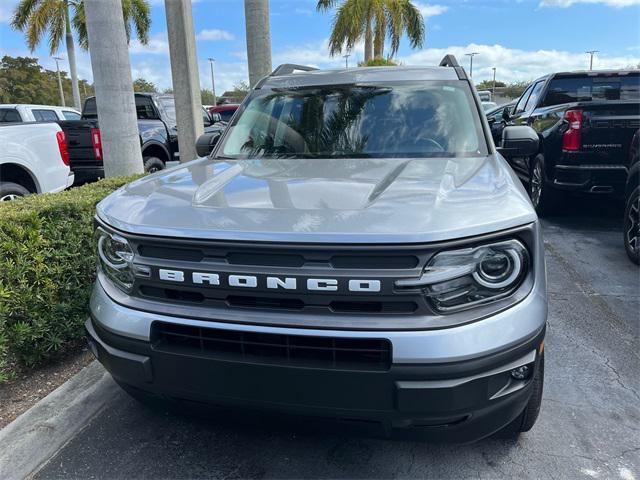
(0, 104), (81, 122)
(0, 123), (74, 200)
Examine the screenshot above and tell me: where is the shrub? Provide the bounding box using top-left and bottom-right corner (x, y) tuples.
(358, 58), (398, 67)
(0, 176), (141, 382)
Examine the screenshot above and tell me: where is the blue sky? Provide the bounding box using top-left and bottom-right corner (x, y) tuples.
(1, 0), (639, 93)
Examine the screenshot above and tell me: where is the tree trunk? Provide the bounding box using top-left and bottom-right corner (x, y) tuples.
(244, 0), (272, 87)
(165, 0), (203, 163)
(64, 3), (81, 109)
(364, 20), (373, 62)
(373, 18), (385, 59)
(84, 0), (143, 177)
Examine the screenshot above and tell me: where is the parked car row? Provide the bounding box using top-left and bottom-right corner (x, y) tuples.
(0, 122), (73, 200)
(484, 69), (639, 263)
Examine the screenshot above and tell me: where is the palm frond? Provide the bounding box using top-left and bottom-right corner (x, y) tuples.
(124, 0), (151, 45)
(400, 0), (425, 50)
(316, 0), (337, 12)
(10, 0), (40, 30)
(71, 0), (87, 50)
(47, 0), (66, 55)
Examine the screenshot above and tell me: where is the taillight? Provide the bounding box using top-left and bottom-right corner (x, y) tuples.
(562, 109), (583, 151)
(91, 128), (103, 160)
(56, 131), (70, 166)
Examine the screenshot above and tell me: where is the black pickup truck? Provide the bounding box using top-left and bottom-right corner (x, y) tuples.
(489, 70), (640, 214)
(59, 93), (224, 184)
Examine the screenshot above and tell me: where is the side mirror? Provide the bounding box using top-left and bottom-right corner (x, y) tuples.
(498, 126), (539, 158)
(502, 106), (511, 123)
(195, 131), (221, 157)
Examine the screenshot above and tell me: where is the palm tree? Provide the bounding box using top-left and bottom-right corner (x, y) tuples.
(317, 0), (424, 63)
(244, 0), (273, 87)
(11, 0), (150, 109)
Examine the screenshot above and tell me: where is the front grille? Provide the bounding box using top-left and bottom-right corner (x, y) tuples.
(151, 322), (392, 371)
(128, 237), (432, 316)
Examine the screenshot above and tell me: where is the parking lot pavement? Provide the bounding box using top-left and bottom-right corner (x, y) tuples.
(35, 197), (639, 480)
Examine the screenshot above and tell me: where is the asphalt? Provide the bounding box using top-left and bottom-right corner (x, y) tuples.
(34, 196), (639, 480)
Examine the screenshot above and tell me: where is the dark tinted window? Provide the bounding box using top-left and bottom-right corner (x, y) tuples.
(543, 74), (640, 106)
(62, 110), (81, 120)
(219, 110), (235, 122)
(83, 98), (97, 118)
(136, 95), (158, 120)
(220, 82), (488, 159)
(514, 84), (533, 114)
(0, 108), (21, 122)
(32, 109), (58, 121)
(524, 81), (545, 112)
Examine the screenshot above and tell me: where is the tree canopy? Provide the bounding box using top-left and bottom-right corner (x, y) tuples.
(0, 55), (93, 105)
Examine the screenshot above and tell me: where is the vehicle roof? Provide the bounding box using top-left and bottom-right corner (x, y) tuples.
(0, 103), (79, 110)
(531, 69), (639, 84)
(211, 104), (240, 111)
(261, 65), (461, 89)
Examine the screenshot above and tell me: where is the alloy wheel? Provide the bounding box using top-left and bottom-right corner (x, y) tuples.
(531, 161), (543, 207)
(626, 195), (640, 254)
(0, 194), (21, 201)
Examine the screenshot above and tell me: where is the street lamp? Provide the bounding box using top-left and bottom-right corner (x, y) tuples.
(492, 67), (497, 95)
(52, 56), (66, 106)
(465, 52), (479, 77)
(586, 50), (599, 71)
(343, 53), (350, 69)
(207, 57), (217, 107)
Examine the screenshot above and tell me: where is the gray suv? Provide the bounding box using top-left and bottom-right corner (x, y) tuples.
(87, 55), (547, 442)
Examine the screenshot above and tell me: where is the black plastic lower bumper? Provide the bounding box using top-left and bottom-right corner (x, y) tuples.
(71, 165), (104, 185)
(553, 164), (627, 193)
(86, 317), (545, 442)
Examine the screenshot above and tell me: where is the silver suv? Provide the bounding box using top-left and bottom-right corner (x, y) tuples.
(87, 55), (547, 442)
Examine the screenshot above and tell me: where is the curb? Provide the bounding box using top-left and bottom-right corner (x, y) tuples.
(0, 361), (120, 480)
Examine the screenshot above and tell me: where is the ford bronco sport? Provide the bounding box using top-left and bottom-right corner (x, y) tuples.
(87, 55), (547, 442)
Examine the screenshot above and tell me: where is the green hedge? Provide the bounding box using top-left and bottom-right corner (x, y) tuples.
(0, 176), (141, 382)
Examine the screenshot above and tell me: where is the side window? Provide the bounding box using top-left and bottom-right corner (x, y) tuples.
(135, 96), (158, 120)
(32, 109), (59, 121)
(220, 110), (235, 122)
(513, 85), (534, 115)
(524, 81), (545, 113)
(62, 110), (81, 120)
(0, 108), (21, 122)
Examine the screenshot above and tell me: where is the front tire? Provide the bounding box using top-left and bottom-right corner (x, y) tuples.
(143, 156), (165, 173)
(0, 182), (30, 201)
(529, 154), (562, 216)
(495, 352), (544, 438)
(624, 186), (640, 265)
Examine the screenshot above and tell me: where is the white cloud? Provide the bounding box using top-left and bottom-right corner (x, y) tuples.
(399, 43), (640, 83)
(294, 8), (314, 16)
(414, 3), (449, 18)
(130, 34), (169, 55)
(540, 0), (640, 7)
(196, 29), (234, 41)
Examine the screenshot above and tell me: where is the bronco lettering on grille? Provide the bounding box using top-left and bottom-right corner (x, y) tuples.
(156, 269), (382, 292)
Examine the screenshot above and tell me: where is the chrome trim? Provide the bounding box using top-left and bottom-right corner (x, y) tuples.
(555, 164), (628, 171)
(90, 275), (547, 364)
(396, 350), (535, 389)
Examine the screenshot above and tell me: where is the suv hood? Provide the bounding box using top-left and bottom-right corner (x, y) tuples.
(97, 155), (536, 244)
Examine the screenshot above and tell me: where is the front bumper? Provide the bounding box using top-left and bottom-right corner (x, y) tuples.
(87, 309), (545, 442)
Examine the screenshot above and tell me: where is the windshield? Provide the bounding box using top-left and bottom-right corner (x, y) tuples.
(218, 82), (488, 159)
(158, 97), (176, 123)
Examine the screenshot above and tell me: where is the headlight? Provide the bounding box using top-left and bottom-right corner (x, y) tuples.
(397, 239), (529, 313)
(95, 227), (135, 293)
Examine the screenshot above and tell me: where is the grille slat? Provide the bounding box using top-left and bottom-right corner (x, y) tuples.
(152, 322), (392, 371)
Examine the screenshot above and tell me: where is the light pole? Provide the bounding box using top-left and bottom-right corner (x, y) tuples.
(208, 57), (217, 107)
(492, 67), (497, 96)
(586, 50), (598, 71)
(53, 56), (65, 106)
(465, 52), (479, 77)
(343, 53), (350, 69)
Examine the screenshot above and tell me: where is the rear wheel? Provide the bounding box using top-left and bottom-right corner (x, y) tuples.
(143, 156), (165, 173)
(624, 186), (640, 265)
(0, 182), (30, 201)
(529, 154), (561, 216)
(495, 352), (544, 438)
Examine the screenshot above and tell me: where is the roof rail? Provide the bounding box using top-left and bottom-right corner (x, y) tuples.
(271, 64), (318, 76)
(439, 54), (460, 68)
